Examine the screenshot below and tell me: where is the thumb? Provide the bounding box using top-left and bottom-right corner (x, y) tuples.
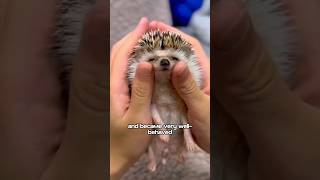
(213, 0), (304, 139)
(41, 1), (108, 179)
(172, 62), (206, 108)
(128, 62), (154, 116)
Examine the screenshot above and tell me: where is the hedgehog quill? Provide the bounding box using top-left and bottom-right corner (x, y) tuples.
(127, 30), (203, 171)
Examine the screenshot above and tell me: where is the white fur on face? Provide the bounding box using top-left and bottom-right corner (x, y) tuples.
(127, 48), (202, 88)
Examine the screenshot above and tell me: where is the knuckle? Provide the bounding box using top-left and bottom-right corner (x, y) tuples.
(180, 79), (198, 96)
(132, 84), (148, 99)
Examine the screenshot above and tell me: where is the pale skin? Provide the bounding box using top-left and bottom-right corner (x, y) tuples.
(110, 19), (211, 179)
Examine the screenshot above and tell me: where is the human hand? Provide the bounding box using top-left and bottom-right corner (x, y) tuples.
(213, 0), (320, 180)
(41, 0), (108, 179)
(149, 21), (211, 153)
(1, 0), (110, 179)
(110, 17), (155, 179)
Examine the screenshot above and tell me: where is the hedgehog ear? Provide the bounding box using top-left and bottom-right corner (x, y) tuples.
(178, 45), (193, 57)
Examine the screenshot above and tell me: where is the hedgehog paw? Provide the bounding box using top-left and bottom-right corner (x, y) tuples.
(159, 134), (170, 143)
(148, 161), (157, 172)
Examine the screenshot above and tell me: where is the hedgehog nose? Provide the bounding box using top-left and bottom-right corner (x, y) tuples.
(160, 59), (170, 67)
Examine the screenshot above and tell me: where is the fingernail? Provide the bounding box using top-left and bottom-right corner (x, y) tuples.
(136, 17), (148, 29)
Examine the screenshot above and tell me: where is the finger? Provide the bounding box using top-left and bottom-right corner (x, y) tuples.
(110, 17), (149, 95)
(149, 20), (167, 31)
(212, 0), (306, 139)
(69, 0), (108, 111)
(111, 17), (148, 68)
(110, 31), (132, 68)
(41, 1), (108, 179)
(149, 21), (181, 34)
(213, 1), (320, 179)
(110, 18), (149, 116)
(172, 61), (206, 108)
(111, 17), (148, 73)
(110, 32), (133, 114)
(126, 62), (154, 120)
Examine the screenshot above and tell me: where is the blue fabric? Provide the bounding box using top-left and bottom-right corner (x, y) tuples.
(169, 0), (203, 26)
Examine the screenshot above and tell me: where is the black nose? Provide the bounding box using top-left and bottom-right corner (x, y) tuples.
(160, 59), (170, 67)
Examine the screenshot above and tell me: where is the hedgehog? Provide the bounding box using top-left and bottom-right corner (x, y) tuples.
(127, 30), (203, 171)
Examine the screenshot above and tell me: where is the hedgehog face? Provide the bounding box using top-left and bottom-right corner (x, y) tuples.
(140, 49), (181, 71)
(130, 30), (194, 72)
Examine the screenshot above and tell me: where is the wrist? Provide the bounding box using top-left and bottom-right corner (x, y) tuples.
(110, 147), (132, 180)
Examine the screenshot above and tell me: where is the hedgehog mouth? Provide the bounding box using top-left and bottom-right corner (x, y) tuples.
(154, 66), (171, 71)
(159, 67), (170, 71)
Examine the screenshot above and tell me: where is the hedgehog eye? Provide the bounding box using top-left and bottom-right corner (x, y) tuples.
(172, 56), (179, 61)
(148, 58), (155, 62)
